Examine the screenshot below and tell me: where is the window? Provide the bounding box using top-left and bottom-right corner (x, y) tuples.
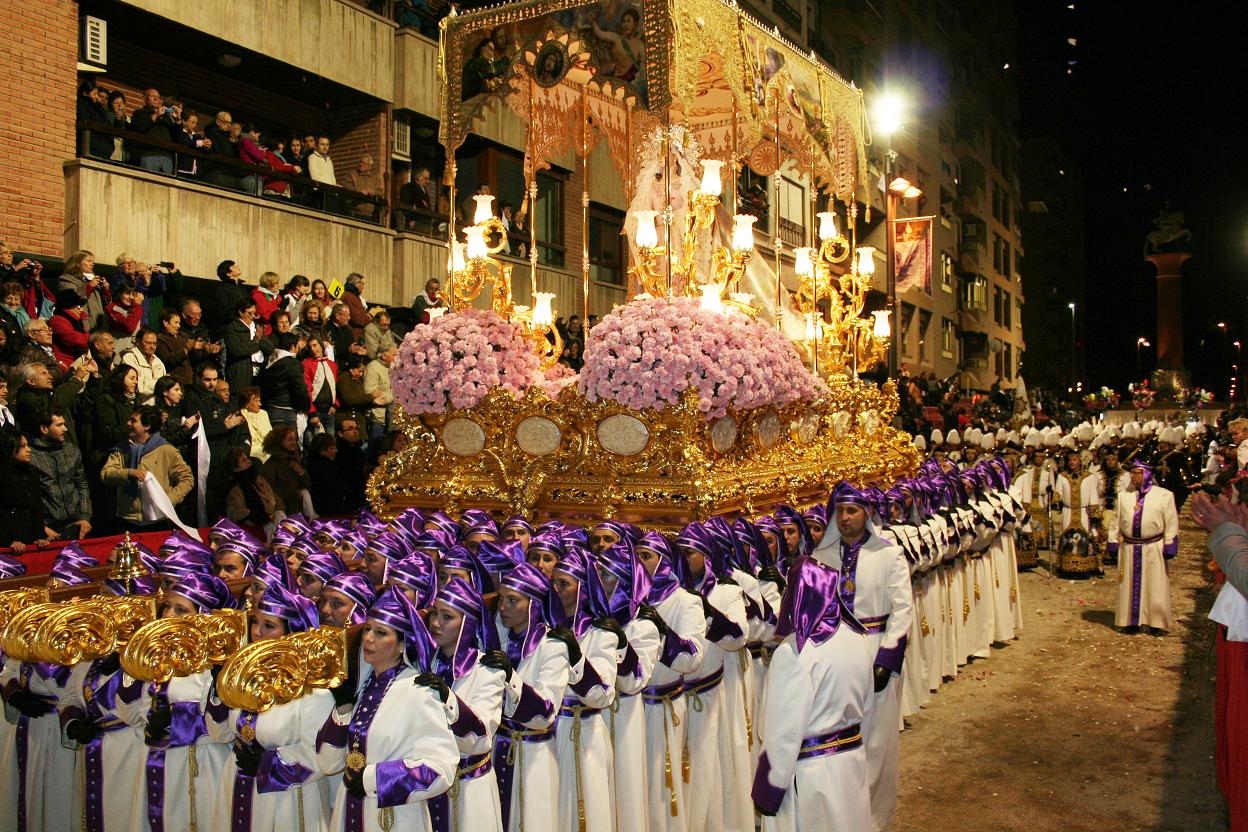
(534, 172), (564, 268)
(992, 233), (1003, 272)
(941, 252), (954, 292)
(900, 303), (916, 357)
(777, 176), (806, 246)
(1014, 249), (1024, 279)
(1016, 299), (1024, 333)
(918, 309), (932, 363)
(995, 342), (1013, 381)
(961, 276), (986, 310)
(941, 317), (956, 357)
(737, 168), (770, 232)
(993, 286), (1012, 329)
(588, 205), (625, 286)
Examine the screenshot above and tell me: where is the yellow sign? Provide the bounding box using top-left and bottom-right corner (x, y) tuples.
(328, 279), (345, 299)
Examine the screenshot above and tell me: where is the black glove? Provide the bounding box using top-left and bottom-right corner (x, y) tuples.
(873, 665), (892, 693)
(145, 702), (172, 745)
(592, 617), (628, 651)
(7, 690), (54, 719)
(234, 740), (264, 777)
(757, 565), (786, 592)
(343, 764), (366, 799)
(700, 595), (716, 619)
(479, 650), (513, 682)
(66, 719), (101, 745)
(636, 604), (670, 636)
(95, 653), (122, 677)
(547, 626), (583, 668)
(413, 672), (451, 703)
(330, 679), (358, 709)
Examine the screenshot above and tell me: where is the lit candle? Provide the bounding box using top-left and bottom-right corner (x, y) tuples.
(699, 160), (724, 196)
(427, 307), (447, 321)
(856, 246), (876, 276)
(731, 214), (757, 252)
(872, 309), (891, 338)
(464, 226), (488, 260)
(699, 284), (725, 315)
(634, 210), (659, 248)
(794, 247), (815, 277)
(472, 194), (495, 225)
(449, 241), (466, 273)
(817, 211), (838, 241)
(805, 312), (818, 341)
(532, 292), (556, 326)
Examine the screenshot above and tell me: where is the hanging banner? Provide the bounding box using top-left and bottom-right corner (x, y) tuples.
(894, 216), (934, 296)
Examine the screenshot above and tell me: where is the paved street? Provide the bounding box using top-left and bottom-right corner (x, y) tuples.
(894, 514), (1224, 831)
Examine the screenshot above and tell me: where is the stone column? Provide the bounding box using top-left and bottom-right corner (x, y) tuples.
(1147, 251), (1191, 395)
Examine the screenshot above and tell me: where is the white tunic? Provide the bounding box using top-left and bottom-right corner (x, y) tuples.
(612, 617), (660, 832)
(317, 665), (459, 832)
(753, 626), (874, 832)
(434, 658), (506, 832)
(206, 691), (335, 832)
(1114, 485), (1180, 629)
(554, 627), (619, 832)
(0, 659), (77, 832)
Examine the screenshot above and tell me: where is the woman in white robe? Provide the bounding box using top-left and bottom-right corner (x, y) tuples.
(491, 562), (570, 832)
(752, 557), (873, 832)
(1113, 462), (1180, 630)
(207, 582), (334, 832)
(315, 585), (459, 832)
(425, 576), (507, 832)
(634, 532), (707, 832)
(550, 545), (621, 832)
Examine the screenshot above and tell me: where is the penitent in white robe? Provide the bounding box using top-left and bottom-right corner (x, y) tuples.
(1113, 485), (1180, 629)
(753, 625), (874, 832)
(431, 658), (506, 832)
(612, 617), (661, 832)
(492, 624), (569, 832)
(317, 665), (459, 832)
(554, 627), (620, 832)
(642, 588), (706, 832)
(205, 690), (335, 832)
(0, 659), (78, 832)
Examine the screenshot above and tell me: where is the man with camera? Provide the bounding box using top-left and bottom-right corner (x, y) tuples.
(412, 277), (445, 324)
(130, 88), (180, 175)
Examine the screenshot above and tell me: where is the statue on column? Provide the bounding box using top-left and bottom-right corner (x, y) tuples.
(1145, 202), (1193, 399)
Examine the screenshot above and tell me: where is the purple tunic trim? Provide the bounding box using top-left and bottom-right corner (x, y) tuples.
(509, 682), (554, 724)
(658, 629), (696, 667)
(448, 694), (486, 739)
(875, 635), (908, 675)
(256, 750), (314, 794)
(1130, 496), (1146, 628)
(568, 658), (605, 698)
(706, 605), (745, 644)
(750, 751), (787, 815)
(373, 758), (442, 808)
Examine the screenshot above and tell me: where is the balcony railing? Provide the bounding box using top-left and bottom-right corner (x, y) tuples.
(77, 121), (386, 225)
(777, 217), (806, 249)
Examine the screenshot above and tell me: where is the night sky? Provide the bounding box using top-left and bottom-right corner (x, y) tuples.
(1015, 0), (1248, 398)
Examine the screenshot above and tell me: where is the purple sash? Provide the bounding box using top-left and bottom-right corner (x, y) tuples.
(796, 723), (863, 760)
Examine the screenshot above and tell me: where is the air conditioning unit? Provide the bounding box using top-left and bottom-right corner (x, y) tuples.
(393, 113), (411, 161)
(79, 16), (107, 71)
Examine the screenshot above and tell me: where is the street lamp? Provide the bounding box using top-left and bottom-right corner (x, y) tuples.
(872, 90), (917, 380)
(1136, 336), (1150, 380)
(1068, 303), (1077, 387)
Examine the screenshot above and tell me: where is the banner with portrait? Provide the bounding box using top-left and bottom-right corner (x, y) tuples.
(894, 217), (933, 296)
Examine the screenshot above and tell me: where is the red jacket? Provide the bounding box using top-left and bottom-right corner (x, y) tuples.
(106, 300), (143, 337)
(302, 357), (339, 413)
(262, 150), (298, 196)
(252, 288), (282, 334)
(49, 308), (90, 368)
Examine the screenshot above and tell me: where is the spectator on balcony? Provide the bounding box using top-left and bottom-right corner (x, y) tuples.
(236, 385), (272, 463)
(224, 446), (280, 527)
(237, 123), (268, 196)
(106, 90), (130, 162)
(399, 165), (435, 212)
(310, 278), (331, 306)
(335, 356), (372, 431)
(284, 137), (304, 166)
(257, 331), (310, 432)
(211, 259), (251, 330)
(19, 318), (64, 383)
(412, 277), (446, 325)
(121, 329), (167, 403)
(223, 298), (266, 395)
(1, 281), (29, 342)
(262, 142), (301, 198)
(349, 154), (383, 220)
(363, 345), (396, 443)
(0, 426), (54, 551)
(270, 309), (294, 341)
(327, 302), (365, 364)
(175, 110), (211, 177)
(307, 136), (337, 186)
(130, 89), (179, 175)
(156, 307), (193, 385)
(295, 299), (330, 356)
(85, 332), (116, 391)
(204, 110), (237, 188)
(13, 358), (92, 446)
(252, 272), (283, 335)
(76, 79), (113, 159)
(341, 273), (371, 337)
(281, 275), (311, 324)
(26, 408), (92, 540)
(302, 335), (337, 436)
(49, 289), (90, 369)
(363, 309), (399, 359)
(0, 241), (49, 320)
(57, 249), (109, 331)
(179, 299), (221, 368)
(101, 404), (193, 532)
(133, 261), (168, 326)
(302, 134), (316, 160)
(462, 39), (504, 100)
(0, 377), (13, 429)
(259, 425), (310, 516)
(152, 375), (199, 461)
(107, 282), (144, 357)
(112, 252), (139, 295)
(306, 432), (350, 516)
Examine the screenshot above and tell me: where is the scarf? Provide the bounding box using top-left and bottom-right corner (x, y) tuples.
(120, 434), (169, 498)
(310, 357), (336, 405)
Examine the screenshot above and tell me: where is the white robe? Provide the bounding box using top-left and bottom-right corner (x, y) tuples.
(206, 691), (335, 832)
(1114, 485), (1180, 629)
(642, 588), (706, 832)
(317, 665), (459, 832)
(493, 626), (568, 832)
(554, 627), (619, 832)
(433, 658), (505, 832)
(813, 528), (913, 832)
(754, 626), (874, 832)
(0, 659), (77, 832)
(612, 617), (661, 832)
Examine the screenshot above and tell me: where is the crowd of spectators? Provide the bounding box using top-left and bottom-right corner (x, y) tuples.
(75, 79), (383, 220)
(0, 240), (406, 551)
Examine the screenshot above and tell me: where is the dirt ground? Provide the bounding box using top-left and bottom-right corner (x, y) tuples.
(893, 513), (1225, 832)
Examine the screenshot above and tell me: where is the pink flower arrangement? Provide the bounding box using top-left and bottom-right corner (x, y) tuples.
(577, 296), (828, 418)
(391, 308), (542, 414)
